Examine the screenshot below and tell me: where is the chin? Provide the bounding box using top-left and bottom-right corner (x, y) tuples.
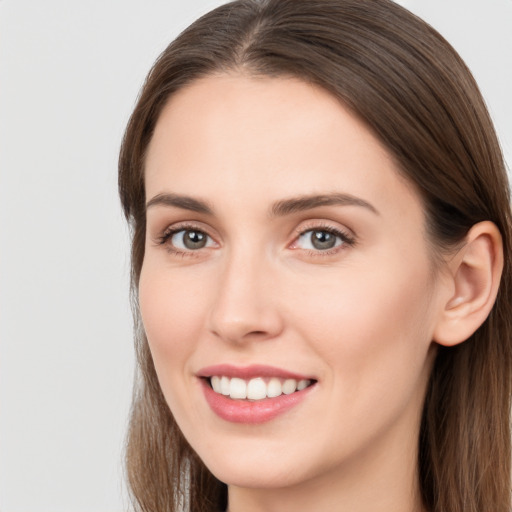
(190, 434), (324, 490)
(208, 459), (307, 489)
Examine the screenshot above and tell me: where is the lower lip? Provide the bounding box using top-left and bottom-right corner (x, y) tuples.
(200, 379), (314, 424)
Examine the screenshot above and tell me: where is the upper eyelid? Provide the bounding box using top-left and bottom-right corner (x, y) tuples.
(293, 226), (355, 245)
(160, 221), (217, 238)
(293, 219), (355, 237)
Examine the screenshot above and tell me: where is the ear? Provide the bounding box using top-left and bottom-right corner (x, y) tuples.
(433, 221), (503, 347)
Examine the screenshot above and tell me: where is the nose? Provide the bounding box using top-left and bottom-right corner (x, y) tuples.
(207, 249), (284, 345)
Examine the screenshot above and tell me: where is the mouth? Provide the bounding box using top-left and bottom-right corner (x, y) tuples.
(206, 375), (314, 400)
(197, 365), (317, 424)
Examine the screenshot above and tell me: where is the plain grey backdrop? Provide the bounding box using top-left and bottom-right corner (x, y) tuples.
(0, 1), (510, 511)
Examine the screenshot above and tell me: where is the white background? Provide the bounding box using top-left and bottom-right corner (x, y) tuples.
(0, 1), (510, 511)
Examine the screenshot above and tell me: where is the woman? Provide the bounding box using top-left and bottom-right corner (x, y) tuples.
(118, 0), (512, 511)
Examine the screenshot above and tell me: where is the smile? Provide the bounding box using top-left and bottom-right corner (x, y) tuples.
(198, 365), (317, 423)
(209, 376), (312, 400)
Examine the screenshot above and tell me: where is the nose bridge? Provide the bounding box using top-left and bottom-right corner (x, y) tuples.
(208, 242), (282, 343)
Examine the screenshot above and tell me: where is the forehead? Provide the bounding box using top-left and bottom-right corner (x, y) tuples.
(144, 73), (423, 226)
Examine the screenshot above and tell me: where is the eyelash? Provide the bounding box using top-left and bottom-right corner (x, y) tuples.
(156, 222), (356, 257)
(156, 223), (212, 257)
(292, 224), (356, 256)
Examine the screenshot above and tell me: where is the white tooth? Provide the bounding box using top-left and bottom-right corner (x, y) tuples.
(297, 379), (309, 391)
(267, 378), (283, 398)
(247, 378), (267, 400)
(282, 379), (298, 395)
(211, 376), (221, 393)
(220, 376), (230, 395)
(229, 377), (247, 399)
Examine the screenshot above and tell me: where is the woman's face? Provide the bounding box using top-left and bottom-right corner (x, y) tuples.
(140, 75), (446, 491)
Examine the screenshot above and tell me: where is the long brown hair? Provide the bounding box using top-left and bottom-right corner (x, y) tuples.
(118, 1), (512, 511)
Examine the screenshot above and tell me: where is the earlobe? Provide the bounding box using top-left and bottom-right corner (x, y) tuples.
(433, 221), (503, 347)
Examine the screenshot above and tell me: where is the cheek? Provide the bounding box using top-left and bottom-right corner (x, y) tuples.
(287, 255), (436, 393)
(138, 259), (210, 377)
(276, 256), (437, 467)
(138, 258), (220, 432)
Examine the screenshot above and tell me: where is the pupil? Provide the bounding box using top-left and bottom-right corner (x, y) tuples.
(184, 231), (206, 249)
(311, 231), (336, 250)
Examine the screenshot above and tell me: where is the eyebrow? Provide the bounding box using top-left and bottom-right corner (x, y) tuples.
(145, 191), (378, 217)
(146, 193), (213, 215)
(270, 193), (379, 217)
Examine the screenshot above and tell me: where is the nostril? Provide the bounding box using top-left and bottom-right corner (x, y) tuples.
(208, 301), (285, 344)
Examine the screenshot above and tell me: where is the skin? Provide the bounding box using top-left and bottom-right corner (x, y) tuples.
(139, 74), (456, 512)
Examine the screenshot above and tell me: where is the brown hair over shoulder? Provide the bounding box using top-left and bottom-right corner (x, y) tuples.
(118, 1), (512, 511)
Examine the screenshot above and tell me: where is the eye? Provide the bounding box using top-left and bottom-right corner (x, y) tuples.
(161, 228), (216, 252)
(293, 227), (355, 252)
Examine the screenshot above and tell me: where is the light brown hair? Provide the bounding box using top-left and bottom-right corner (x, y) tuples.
(118, 1), (512, 511)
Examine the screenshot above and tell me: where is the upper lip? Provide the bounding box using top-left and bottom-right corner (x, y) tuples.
(196, 364), (315, 381)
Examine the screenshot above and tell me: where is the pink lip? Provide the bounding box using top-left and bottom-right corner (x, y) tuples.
(197, 364), (313, 381)
(197, 364), (316, 424)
